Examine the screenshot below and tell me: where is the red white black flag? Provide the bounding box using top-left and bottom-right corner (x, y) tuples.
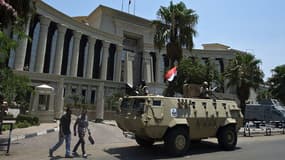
(165, 66), (177, 82)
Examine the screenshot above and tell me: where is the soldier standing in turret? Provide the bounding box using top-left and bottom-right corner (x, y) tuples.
(200, 81), (210, 98)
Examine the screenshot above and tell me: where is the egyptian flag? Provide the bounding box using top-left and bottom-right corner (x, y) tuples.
(165, 66), (177, 82)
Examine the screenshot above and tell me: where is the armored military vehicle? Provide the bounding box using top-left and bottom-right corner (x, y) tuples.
(115, 88), (243, 156)
(245, 99), (285, 124)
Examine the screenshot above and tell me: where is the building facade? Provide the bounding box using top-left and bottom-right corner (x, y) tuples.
(7, 1), (244, 121)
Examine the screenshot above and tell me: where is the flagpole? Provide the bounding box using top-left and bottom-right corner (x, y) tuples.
(133, 0), (136, 15)
(121, 0), (124, 11)
(128, 0), (130, 13)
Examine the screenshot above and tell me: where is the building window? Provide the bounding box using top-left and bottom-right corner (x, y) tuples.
(38, 95), (49, 111)
(81, 89), (86, 103)
(72, 88), (76, 94)
(91, 90), (96, 104)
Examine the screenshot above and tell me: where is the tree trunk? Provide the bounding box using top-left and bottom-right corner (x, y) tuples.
(240, 99), (246, 115)
(166, 42), (182, 67)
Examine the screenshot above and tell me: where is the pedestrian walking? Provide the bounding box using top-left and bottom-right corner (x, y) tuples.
(72, 108), (90, 158)
(49, 107), (73, 158)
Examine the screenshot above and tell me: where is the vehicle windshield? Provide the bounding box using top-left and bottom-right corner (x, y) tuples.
(120, 98), (145, 114)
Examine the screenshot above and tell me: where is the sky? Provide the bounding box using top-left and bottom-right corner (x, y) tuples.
(42, 0), (285, 80)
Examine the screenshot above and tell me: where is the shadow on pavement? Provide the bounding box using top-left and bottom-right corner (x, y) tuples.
(104, 141), (241, 160)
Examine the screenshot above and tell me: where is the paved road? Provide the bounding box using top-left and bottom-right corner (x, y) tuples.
(1, 122), (285, 160)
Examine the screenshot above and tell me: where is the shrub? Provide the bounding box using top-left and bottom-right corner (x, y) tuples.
(16, 114), (39, 126)
(32, 116), (39, 125)
(16, 120), (31, 128)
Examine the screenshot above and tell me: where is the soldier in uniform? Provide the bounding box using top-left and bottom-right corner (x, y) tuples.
(138, 80), (149, 95)
(200, 81), (210, 98)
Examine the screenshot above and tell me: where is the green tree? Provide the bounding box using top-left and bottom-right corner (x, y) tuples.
(224, 53), (264, 114)
(153, 1), (198, 67)
(268, 65), (285, 104)
(0, 68), (32, 104)
(0, 0), (34, 66)
(256, 89), (272, 102)
(164, 58), (221, 96)
(0, 0), (34, 107)
(69, 94), (82, 107)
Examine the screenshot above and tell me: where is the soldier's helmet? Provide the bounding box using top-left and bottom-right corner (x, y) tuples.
(141, 80), (146, 86)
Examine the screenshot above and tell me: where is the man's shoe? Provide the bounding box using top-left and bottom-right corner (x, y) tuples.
(83, 153), (87, 158)
(65, 154), (73, 158)
(49, 149), (53, 157)
(72, 152), (80, 156)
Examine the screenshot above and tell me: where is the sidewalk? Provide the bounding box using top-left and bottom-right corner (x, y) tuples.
(1, 121), (59, 142)
(0, 120), (117, 143)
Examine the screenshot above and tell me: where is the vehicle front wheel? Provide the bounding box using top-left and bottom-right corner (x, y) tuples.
(164, 127), (190, 156)
(135, 135), (155, 147)
(218, 125), (237, 150)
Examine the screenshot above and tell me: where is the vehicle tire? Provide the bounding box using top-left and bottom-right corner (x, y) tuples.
(164, 127), (190, 156)
(135, 135), (155, 147)
(218, 125), (237, 150)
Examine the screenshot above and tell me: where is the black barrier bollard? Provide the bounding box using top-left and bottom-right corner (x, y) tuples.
(244, 122), (251, 137)
(282, 121), (285, 134)
(265, 127), (272, 136)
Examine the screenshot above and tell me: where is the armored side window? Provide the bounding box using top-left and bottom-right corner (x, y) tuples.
(153, 100), (161, 106)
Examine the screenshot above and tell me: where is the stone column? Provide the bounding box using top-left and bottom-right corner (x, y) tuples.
(55, 78), (64, 118)
(155, 51), (162, 83)
(34, 16), (51, 73)
(14, 15), (32, 71)
(53, 24), (67, 75)
(95, 82), (104, 122)
(125, 51), (135, 86)
(85, 37), (96, 79)
(143, 51), (152, 83)
(100, 41), (110, 80)
(69, 31), (82, 77)
(114, 45), (123, 82)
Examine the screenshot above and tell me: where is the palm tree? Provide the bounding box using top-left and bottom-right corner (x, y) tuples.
(224, 53), (264, 114)
(268, 65), (285, 104)
(153, 1), (198, 67)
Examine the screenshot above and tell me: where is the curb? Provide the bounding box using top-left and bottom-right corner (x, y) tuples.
(10, 127), (59, 142)
(238, 128), (285, 137)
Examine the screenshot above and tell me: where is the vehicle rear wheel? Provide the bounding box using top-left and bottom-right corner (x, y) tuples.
(135, 135), (155, 147)
(218, 125), (237, 150)
(164, 127), (190, 156)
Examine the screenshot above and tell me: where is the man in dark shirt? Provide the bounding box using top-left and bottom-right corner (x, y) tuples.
(72, 109), (90, 158)
(49, 107), (73, 158)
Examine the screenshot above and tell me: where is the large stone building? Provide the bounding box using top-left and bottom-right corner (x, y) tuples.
(6, 1), (245, 121)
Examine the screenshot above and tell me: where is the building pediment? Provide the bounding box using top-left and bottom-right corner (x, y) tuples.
(86, 5), (154, 43)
